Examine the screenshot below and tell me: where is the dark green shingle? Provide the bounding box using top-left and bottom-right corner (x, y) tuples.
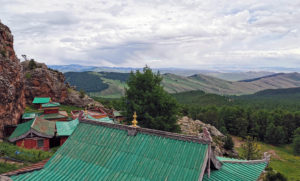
(203, 158), (267, 181)
(42, 102), (60, 108)
(8, 119), (34, 140)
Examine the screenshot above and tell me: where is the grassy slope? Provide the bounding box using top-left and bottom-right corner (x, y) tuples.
(64, 71), (300, 98)
(233, 137), (300, 180)
(0, 142), (54, 174)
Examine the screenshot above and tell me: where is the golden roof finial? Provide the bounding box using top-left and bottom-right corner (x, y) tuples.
(84, 107), (88, 118)
(132, 111), (138, 127)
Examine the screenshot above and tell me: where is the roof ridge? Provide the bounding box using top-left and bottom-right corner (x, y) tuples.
(221, 152), (271, 164)
(31, 117), (37, 128)
(80, 119), (211, 144)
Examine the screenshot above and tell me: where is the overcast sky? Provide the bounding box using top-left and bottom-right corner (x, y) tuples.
(1, 0), (300, 70)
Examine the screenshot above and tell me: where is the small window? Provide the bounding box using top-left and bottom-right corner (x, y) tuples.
(37, 139), (44, 148)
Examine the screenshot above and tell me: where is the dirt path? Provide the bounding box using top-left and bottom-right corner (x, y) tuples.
(232, 136), (244, 148)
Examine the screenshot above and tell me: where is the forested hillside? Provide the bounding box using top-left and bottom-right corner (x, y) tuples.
(172, 88), (300, 146)
(65, 71), (300, 98)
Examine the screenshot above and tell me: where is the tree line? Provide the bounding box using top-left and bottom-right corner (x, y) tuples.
(182, 105), (300, 145)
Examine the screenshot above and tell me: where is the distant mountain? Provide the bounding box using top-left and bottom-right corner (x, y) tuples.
(206, 71), (274, 81)
(64, 71), (300, 98)
(49, 64), (275, 81)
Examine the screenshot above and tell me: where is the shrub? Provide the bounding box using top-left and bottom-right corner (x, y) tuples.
(25, 72), (31, 79)
(224, 134), (234, 150)
(0, 142), (53, 163)
(79, 89), (86, 99)
(264, 167), (287, 181)
(28, 59), (37, 70)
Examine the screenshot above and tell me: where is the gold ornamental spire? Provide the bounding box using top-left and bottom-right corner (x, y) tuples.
(84, 107), (88, 118)
(132, 112), (138, 127)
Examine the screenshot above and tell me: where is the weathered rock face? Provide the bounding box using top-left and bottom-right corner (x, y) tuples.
(0, 22), (26, 138)
(178, 116), (238, 157)
(22, 60), (69, 104)
(64, 88), (103, 107)
(22, 60), (102, 108)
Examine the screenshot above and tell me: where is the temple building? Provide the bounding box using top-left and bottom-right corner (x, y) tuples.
(71, 107), (107, 120)
(5, 114), (270, 181)
(39, 102), (68, 121)
(56, 111), (114, 145)
(8, 117), (56, 151)
(32, 97), (51, 109)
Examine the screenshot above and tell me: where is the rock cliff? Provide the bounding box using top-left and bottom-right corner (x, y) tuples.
(0, 21), (26, 138)
(22, 60), (69, 104)
(22, 60), (102, 107)
(178, 116), (238, 157)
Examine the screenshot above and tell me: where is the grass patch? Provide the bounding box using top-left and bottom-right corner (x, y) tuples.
(59, 105), (82, 115)
(259, 143), (300, 181)
(0, 162), (21, 174)
(0, 142), (53, 163)
(24, 105), (42, 113)
(235, 140), (300, 180)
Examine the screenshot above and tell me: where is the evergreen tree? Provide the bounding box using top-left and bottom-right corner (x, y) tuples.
(224, 134), (234, 150)
(265, 123), (285, 144)
(123, 66), (180, 132)
(28, 59), (37, 70)
(240, 136), (261, 160)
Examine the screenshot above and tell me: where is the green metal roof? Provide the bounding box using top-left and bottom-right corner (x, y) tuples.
(11, 122), (209, 181)
(113, 111), (121, 117)
(216, 157), (244, 162)
(203, 158), (267, 181)
(56, 118), (79, 136)
(9, 117), (55, 141)
(32, 97), (50, 104)
(22, 113), (37, 119)
(31, 117), (56, 137)
(85, 115), (114, 123)
(8, 119), (34, 140)
(56, 116), (113, 136)
(42, 102), (60, 108)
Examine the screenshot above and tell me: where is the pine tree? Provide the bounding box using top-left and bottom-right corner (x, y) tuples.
(265, 123), (285, 144)
(240, 136), (261, 160)
(224, 134), (234, 150)
(123, 66), (180, 132)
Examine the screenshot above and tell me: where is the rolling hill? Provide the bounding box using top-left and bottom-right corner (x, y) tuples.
(64, 71), (300, 98)
(172, 87), (300, 110)
(49, 64), (275, 81)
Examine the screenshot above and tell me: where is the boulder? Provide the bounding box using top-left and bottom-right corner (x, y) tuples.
(178, 116), (238, 157)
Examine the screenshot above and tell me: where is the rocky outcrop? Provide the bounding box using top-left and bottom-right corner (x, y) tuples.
(0, 21), (26, 138)
(64, 88), (102, 107)
(22, 60), (102, 108)
(22, 60), (69, 104)
(178, 116), (238, 157)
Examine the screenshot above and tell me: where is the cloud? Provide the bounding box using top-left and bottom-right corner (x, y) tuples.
(0, 0), (299, 70)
